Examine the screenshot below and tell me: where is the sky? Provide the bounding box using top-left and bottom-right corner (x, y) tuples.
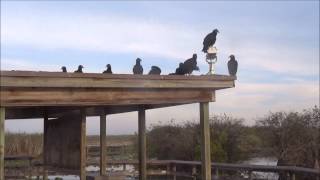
(1, 1), (319, 135)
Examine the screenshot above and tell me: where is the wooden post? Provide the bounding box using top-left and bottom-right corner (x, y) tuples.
(192, 165), (197, 180)
(80, 109), (87, 180)
(172, 164), (176, 180)
(138, 107), (147, 180)
(215, 168), (219, 178)
(100, 112), (107, 176)
(0, 107), (5, 180)
(43, 111), (48, 180)
(248, 170), (253, 180)
(200, 102), (211, 180)
(291, 172), (296, 180)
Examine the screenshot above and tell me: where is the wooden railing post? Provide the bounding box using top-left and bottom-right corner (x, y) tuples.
(100, 111), (107, 176)
(215, 168), (219, 179)
(172, 164), (177, 180)
(248, 170), (253, 180)
(0, 107), (5, 180)
(138, 107), (147, 180)
(291, 172), (296, 180)
(192, 165), (197, 180)
(200, 102), (211, 180)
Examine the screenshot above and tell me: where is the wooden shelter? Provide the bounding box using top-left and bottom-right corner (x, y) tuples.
(0, 70), (236, 180)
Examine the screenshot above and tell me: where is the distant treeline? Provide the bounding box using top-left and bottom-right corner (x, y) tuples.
(146, 106), (320, 169)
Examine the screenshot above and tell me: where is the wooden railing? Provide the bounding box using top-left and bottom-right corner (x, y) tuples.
(5, 156), (320, 180)
(88, 160), (320, 180)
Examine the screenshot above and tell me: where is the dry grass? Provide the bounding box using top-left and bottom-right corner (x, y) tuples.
(5, 132), (43, 156)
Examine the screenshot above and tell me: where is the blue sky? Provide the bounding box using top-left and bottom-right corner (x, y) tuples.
(1, 1), (319, 134)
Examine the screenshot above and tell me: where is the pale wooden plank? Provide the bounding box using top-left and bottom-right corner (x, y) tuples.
(1, 88), (214, 107)
(200, 102), (211, 180)
(100, 112), (107, 176)
(138, 107), (147, 180)
(1, 76), (234, 89)
(0, 107), (4, 180)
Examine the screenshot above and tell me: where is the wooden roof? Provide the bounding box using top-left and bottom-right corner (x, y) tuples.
(0, 70), (236, 119)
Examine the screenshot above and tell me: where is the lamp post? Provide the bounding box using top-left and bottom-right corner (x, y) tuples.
(206, 46), (218, 75)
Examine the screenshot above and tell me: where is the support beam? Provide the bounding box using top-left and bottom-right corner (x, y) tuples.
(80, 109), (87, 180)
(100, 112), (107, 176)
(0, 107), (5, 180)
(43, 111), (48, 180)
(138, 107), (147, 180)
(200, 102), (211, 180)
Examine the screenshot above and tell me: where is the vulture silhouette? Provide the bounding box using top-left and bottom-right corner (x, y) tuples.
(103, 64), (112, 74)
(74, 65), (84, 73)
(183, 54), (199, 75)
(148, 66), (161, 75)
(175, 63), (186, 75)
(202, 29), (219, 53)
(61, 66), (67, 73)
(228, 55), (238, 76)
(133, 58), (143, 74)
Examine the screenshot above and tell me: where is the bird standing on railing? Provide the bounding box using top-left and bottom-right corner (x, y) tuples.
(61, 66), (67, 73)
(74, 65), (84, 73)
(103, 64), (112, 74)
(182, 54), (199, 75)
(202, 29), (219, 53)
(228, 55), (238, 76)
(148, 66), (161, 75)
(133, 58), (143, 74)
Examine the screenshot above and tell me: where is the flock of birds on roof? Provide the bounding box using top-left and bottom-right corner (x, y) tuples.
(61, 29), (238, 76)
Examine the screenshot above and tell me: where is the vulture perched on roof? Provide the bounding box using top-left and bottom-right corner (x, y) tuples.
(228, 55), (238, 76)
(61, 66), (67, 73)
(175, 63), (186, 75)
(148, 66), (161, 75)
(74, 65), (84, 73)
(103, 64), (112, 74)
(182, 54), (199, 75)
(202, 29), (219, 53)
(133, 58), (143, 74)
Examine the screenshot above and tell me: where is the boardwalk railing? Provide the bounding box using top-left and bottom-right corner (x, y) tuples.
(5, 156), (320, 180)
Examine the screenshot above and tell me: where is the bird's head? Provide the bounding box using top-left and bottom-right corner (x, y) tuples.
(229, 54), (235, 60)
(136, 58), (142, 63)
(78, 65), (84, 69)
(106, 64), (111, 68)
(213, 29), (219, 34)
(192, 53), (197, 59)
(61, 66), (66, 70)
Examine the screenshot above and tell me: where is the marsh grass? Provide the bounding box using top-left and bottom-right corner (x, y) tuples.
(5, 132), (43, 157)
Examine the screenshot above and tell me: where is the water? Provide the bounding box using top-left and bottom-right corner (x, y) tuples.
(46, 157), (279, 180)
(243, 157), (278, 179)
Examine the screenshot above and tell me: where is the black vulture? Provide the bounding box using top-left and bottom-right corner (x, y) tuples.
(228, 55), (238, 76)
(174, 63), (185, 75)
(133, 58), (143, 74)
(202, 29), (219, 53)
(182, 54), (199, 75)
(103, 64), (112, 74)
(148, 66), (161, 75)
(61, 66), (67, 73)
(74, 65), (84, 73)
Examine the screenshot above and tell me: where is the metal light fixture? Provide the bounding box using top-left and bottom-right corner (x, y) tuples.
(205, 46), (218, 75)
